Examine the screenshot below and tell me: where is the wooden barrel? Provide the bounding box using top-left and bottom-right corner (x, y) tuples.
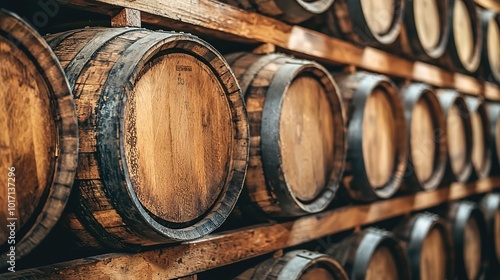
(465, 97), (492, 179)
(0, 9), (78, 266)
(436, 90), (473, 182)
(334, 72), (407, 202)
(226, 53), (346, 218)
(446, 201), (488, 280)
(479, 193), (500, 272)
(441, 0), (482, 73)
(324, 0), (404, 48)
(393, 212), (453, 280)
(235, 250), (349, 280)
(326, 228), (410, 279)
(399, 84), (447, 192)
(220, 0), (334, 24)
(487, 103), (500, 174)
(45, 28), (249, 250)
(398, 0), (450, 61)
(480, 10), (500, 83)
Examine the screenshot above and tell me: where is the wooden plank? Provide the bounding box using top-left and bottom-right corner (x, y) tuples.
(4, 178), (499, 279)
(485, 82), (500, 101)
(61, 0), (500, 99)
(475, 0), (500, 12)
(111, 8), (141, 27)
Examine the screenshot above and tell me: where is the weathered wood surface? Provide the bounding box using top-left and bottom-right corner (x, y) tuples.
(3, 178), (499, 279)
(60, 0), (500, 99)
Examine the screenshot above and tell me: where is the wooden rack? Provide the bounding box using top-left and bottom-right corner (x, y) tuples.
(62, 0), (500, 100)
(6, 178), (500, 279)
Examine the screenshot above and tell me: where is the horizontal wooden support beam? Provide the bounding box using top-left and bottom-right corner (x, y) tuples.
(62, 0), (500, 100)
(5, 178), (500, 279)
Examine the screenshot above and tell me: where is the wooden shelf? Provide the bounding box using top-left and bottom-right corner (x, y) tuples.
(63, 0), (500, 100)
(476, 0), (500, 12)
(5, 178), (499, 279)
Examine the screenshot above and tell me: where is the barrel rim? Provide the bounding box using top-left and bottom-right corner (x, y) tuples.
(450, 201), (489, 279)
(401, 83), (447, 192)
(0, 9), (78, 262)
(465, 96), (493, 179)
(480, 10), (500, 83)
(346, 0), (405, 46)
(403, 0), (450, 59)
(261, 58), (347, 215)
(352, 228), (410, 280)
(436, 89), (474, 182)
(94, 30), (249, 241)
(446, 0), (483, 73)
(273, 0), (335, 24)
(348, 73), (407, 200)
(276, 250), (348, 280)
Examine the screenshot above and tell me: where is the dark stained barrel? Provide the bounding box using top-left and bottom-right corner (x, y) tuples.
(324, 0), (404, 48)
(334, 72), (407, 201)
(436, 90), (473, 182)
(480, 10), (500, 83)
(45, 28), (249, 250)
(398, 0), (451, 61)
(235, 250), (349, 280)
(220, 0), (335, 24)
(226, 52), (346, 218)
(446, 201), (488, 280)
(465, 97), (492, 179)
(479, 193), (500, 273)
(487, 103), (500, 174)
(400, 84), (447, 192)
(393, 212), (453, 280)
(0, 9), (78, 266)
(440, 0), (482, 73)
(326, 228), (410, 280)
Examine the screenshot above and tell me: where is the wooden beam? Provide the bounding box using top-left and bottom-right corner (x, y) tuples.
(111, 8), (141, 27)
(475, 0), (500, 12)
(4, 178), (499, 279)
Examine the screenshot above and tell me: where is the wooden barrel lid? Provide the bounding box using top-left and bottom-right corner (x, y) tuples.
(420, 227), (447, 280)
(0, 9), (77, 262)
(365, 246), (399, 280)
(280, 75), (336, 202)
(361, 0), (396, 35)
(453, 0), (474, 66)
(447, 104), (469, 175)
(300, 267), (335, 280)
(414, 0), (441, 52)
(487, 18), (500, 78)
(362, 88), (396, 188)
(411, 97), (436, 183)
(124, 52), (232, 224)
(471, 113), (485, 172)
(464, 216), (482, 279)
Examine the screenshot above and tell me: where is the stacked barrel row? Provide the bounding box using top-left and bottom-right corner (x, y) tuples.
(220, 0), (500, 85)
(234, 194), (500, 280)
(1, 8), (499, 273)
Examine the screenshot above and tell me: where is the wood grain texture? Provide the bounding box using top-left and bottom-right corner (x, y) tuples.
(228, 53), (346, 217)
(420, 227), (447, 280)
(411, 99), (435, 182)
(111, 8), (141, 27)
(0, 9), (78, 266)
(365, 247), (398, 280)
(60, 0), (500, 99)
(46, 28), (249, 249)
(2, 178), (498, 279)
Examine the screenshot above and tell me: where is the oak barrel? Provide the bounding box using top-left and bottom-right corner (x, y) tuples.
(487, 104), (500, 174)
(436, 90), (473, 182)
(465, 97), (492, 179)
(235, 250), (349, 280)
(220, 0), (334, 24)
(441, 0), (482, 73)
(398, 0), (450, 61)
(0, 9), (78, 266)
(400, 84), (447, 192)
(226, 52), (346, 217)
(446, 201), (488, 280)
(480, 10), (500, 83)
(326, 228), (410, 280)
(324, 0), (404, 48)
(479, 193), (500, 271)
(393, 212), (453, 280)
(334, 72), (407, 202)
(45, 28), (249, 250)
